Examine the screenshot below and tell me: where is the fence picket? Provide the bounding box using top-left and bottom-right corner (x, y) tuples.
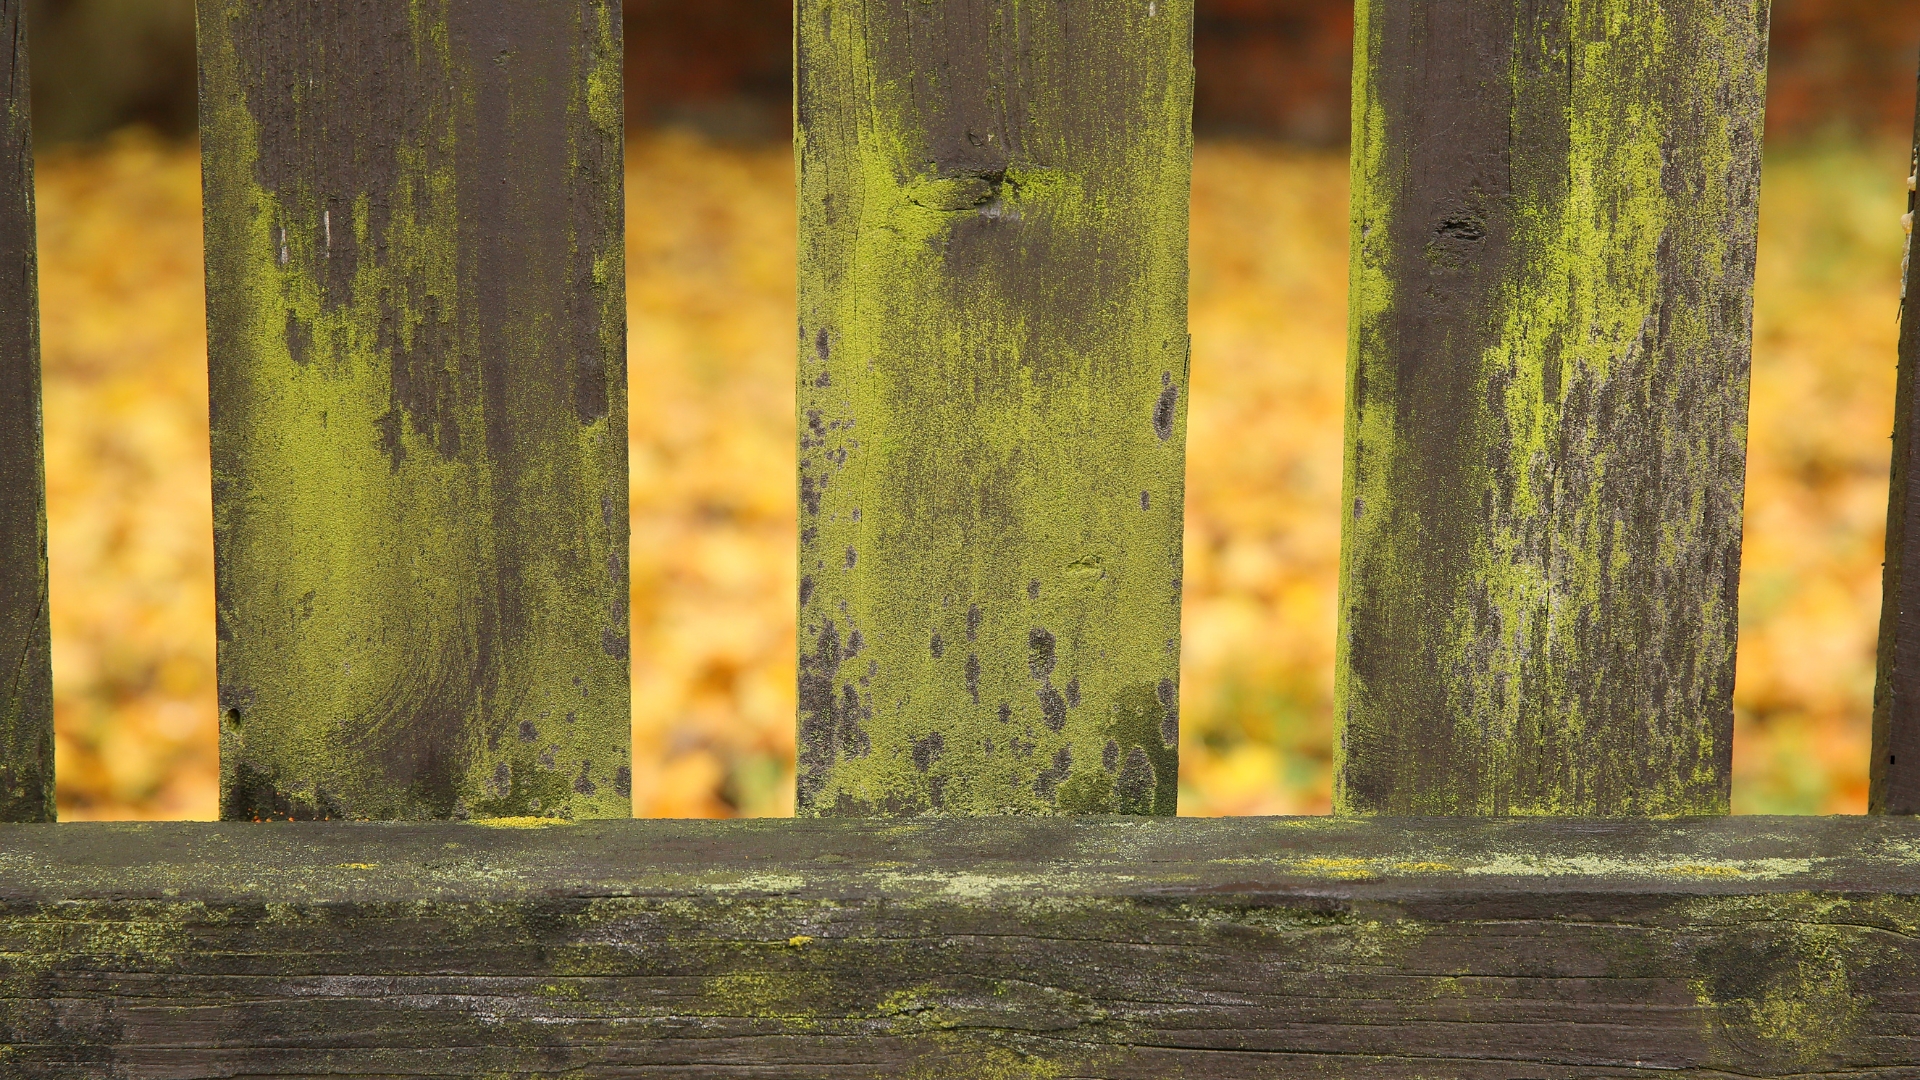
(1338, 0), (1769, 815)
(794, 0), (1194, 815)
(198, 0), (630, 821)
(1873, 58), (1920, 815)
(0, 0), (51, 823)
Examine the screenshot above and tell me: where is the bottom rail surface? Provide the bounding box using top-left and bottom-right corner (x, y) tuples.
(0, 817), (1916, 1078)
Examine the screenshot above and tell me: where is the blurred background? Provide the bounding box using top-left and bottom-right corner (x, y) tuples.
(30, 0), (1920, 819)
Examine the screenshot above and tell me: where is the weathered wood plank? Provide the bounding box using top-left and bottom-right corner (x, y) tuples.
(197, 1), (630, 821)
(0, 817), (1915, 1076)
(794, 0), (1194, 816)
(0, 1), (51, 823)
(1339, 0), (1769, 815)
(1873, 59), (1920, 815)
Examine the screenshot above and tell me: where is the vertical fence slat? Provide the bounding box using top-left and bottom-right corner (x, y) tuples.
(1872, 58), (1920, 815)
(1337, 0), (1769, 815)
(198, 1), (629, 821)
(794, 1), (1193, 815)
(0, 1), (51, 822)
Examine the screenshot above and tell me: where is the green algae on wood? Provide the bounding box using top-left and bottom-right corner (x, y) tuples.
(794, 0), (1194, 816)
(1872, 59), (1920, 815)
(1338, 0), (1770, 816)
(1, 817), (1918, 1075)
(0, 2), (51, 823)
(197, 1), (630, 821)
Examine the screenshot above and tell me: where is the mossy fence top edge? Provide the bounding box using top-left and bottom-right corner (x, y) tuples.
(0, 816), (1913, 904)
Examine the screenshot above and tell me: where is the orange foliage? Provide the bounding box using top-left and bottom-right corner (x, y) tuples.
(36, 129), (1904, 819)
(40, 131), (213, 819)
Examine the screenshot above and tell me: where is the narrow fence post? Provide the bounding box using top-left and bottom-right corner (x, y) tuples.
(794, 1), (1194, 815)
(197, 1), (629, 821)
(1338, 0), (1769, 815)
(0, 1), (51, 823)
(1872, 57), (1920, 815)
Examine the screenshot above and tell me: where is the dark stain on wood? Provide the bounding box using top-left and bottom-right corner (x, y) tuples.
(795, 0), (1193, 816)
(1339, 0), (1769, 815)
(0, 2), (50, 824)
(198, 1), (629, 821)
(1873, 56), (1920, 815)
(0, 817), (1915, 1075)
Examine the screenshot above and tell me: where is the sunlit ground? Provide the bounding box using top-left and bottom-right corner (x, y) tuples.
(40, 129), (1906, 819)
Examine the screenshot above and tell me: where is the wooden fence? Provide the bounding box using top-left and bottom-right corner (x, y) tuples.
(1, 0), (1918, 1075)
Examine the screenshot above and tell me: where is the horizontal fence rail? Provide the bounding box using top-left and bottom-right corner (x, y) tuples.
(1, 817), (1918, 1076)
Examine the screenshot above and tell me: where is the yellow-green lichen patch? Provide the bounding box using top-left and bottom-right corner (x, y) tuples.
(199, 1), (630, 821)
(1337, 0), (1768, 814)
(794, 1), (1194, 816)
(1454, 852), (1813, 879)
(902, 1042), (1075, 1080)
(1684, 895), (1901, 1072)
(471, 817), (575, 830)
(1202, 850), (1820, 882)
(700, 970), (832, 1021)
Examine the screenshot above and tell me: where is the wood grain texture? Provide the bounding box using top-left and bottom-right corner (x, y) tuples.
(794, 0), (1193, 816)
(0, 2), (50, 824)
(0, 817), (1916, 1076)
(197, 1), (630, 821)
(1873, 60), (1920, 815)
(1339, 0), (1769, 815)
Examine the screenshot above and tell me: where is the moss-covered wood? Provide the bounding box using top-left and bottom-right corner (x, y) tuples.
(197, 1), (630, 821)
(0, 2), (51, 824)
(1338, 0), (1769, 816)
(1873, 62), (1920, 816)
(0, 817), (1914, 1075)
(794, 1), (1194, 816)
